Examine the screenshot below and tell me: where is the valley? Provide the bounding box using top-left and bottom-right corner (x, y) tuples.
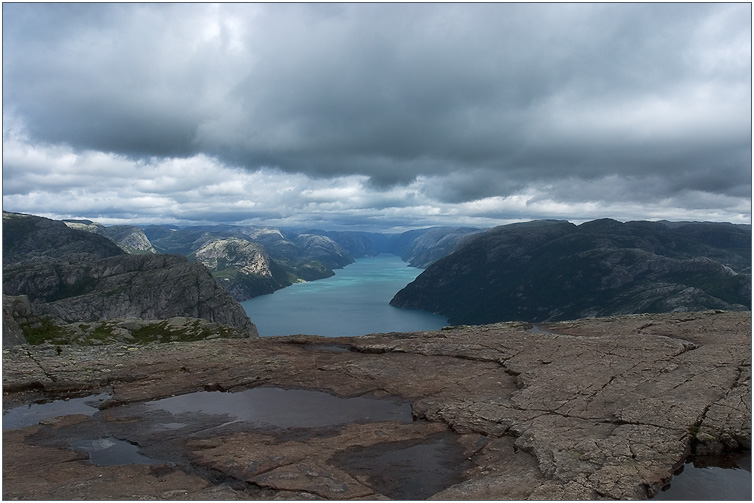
(2, 211), (750, 500)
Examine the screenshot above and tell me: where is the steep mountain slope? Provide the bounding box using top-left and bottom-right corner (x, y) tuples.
(190, 238), (292, 300)
(3, 211), (124, 267)
(2, 212), (257, 339)
(293, 234), (352, 269)
(142, 226), (220, 255)
(390, 219), (751, 325)
(313, 230), (391, 258)
(397, 227), (482, 268)
(5, 254), (255, 332)
(64, 220), (157, 254)
(144, 224), (351, 293)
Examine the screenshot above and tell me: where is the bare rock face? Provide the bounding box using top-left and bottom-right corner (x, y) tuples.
(191, 237), (290, 300)
(293, 233), (353, 269)
(2, 311), (749, 500)
(2, 295), (32, 346)
(3, 213), (258, 339)
(144, 225), (352, 297)
(63, 220), (158, 254)
(7, 254), (257, 337)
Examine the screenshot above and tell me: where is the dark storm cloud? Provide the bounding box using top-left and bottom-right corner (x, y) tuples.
(3, 2), (750, 213)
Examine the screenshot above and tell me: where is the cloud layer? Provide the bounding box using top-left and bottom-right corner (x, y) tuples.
(3, 3), (751, 230)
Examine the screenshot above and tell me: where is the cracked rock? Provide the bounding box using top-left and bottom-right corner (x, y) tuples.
(3, 311), (750, 500)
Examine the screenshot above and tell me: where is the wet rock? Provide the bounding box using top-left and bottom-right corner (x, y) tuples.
(2, 311), (750, 500)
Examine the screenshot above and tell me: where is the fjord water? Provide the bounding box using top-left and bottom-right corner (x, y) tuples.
(241, 254), (447, 337)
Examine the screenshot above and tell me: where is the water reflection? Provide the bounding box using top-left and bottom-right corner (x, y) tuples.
(146, 386), (413, 429)
(653, 453), (751, 500)
(71, 437), (162, 466)
(331, 433), (473, 500)
(3, 393), (110, 430)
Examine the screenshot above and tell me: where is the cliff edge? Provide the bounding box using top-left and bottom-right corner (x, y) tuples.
(2, 212), (257, 339)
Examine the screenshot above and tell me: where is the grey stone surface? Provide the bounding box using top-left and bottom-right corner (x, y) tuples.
(2, 311), (750, 500)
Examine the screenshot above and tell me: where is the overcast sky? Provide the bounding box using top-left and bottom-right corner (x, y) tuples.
(3, 3), (751, 232)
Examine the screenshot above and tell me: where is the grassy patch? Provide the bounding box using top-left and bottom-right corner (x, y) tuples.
(19, 317), (72, 345)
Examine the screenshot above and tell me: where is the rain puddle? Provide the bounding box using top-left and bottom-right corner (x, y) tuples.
(3, 393), (111, 430)
(330, 432), (472, 500)
(653, 452), (751, 500)
(71, 437), (162, 466)
(146, 386), (413, 430)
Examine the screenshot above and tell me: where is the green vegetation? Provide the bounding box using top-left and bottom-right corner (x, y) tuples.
(19, 317), (244, 346)
(19, 316), (71, 345)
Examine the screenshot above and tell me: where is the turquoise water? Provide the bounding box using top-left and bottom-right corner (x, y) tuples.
(241, 254), (447, 337)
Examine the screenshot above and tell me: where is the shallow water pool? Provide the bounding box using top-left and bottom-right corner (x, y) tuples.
(146, 386), (413, 429)
(653, 453), (751, 500)
(3, 393), (110, 430)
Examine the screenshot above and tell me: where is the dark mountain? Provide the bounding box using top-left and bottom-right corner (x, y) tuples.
(2, 212), (257, 340)
(390, 219), (751, 325)
(3, 211), (124, 267)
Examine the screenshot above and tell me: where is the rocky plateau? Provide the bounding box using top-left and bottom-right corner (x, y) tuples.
(3, 310), (750, 500)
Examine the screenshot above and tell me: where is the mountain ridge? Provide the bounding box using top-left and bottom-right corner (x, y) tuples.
(390, 218), (751, 324)
(2, 212), (258, 342)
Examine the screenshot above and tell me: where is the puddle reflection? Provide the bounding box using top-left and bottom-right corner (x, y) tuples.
(3, 393), (110, 430)
(146, 386), (413, 429)
(71, 437), (163, 466)
(653, 453), (751, 500)
(331, 432), (472, 500)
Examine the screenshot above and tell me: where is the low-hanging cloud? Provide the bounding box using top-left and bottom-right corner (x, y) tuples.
(2, 3), (750, 229)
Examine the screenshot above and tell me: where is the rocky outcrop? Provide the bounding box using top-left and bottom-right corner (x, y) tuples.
(142, 225), (218, 255)
(24, 316), (253, 345)
(190, 238), (291, 301)
(63, 220), (157, 254)
(3, 293), (251, 345)
(2, 311), (749, 500)
(4, 254), (257, 336)
(103, 226), (157, 254)
(2, 295), (32, 347)
(391, 219), (751, 325)
(144, 224), (353, 293)
(293, 233), (353, 269)
(3, 213), (258, 338)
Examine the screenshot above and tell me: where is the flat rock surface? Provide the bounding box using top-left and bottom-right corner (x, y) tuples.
(3, 311), (750, 500)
